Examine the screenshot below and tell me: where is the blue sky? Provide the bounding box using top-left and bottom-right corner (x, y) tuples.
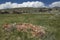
(0, 0), (60, 4)
(0, 0), (60, 9)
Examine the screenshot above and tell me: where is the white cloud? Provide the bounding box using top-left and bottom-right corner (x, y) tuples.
(49, 1), (60, 7)
(0, 1), (45, 9)
(0, 2), (12, 9)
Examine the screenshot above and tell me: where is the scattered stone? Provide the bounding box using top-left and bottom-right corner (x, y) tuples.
(3, 23), (46, 37)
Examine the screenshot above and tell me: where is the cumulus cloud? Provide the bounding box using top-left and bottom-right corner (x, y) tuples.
(49, 1), (60, 7)
(0, 1), (45, 9)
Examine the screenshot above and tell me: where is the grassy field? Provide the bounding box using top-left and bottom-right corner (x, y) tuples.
(0, 14), (60, 40)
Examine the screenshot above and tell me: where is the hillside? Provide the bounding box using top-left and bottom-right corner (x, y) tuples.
(0, 7), (60, 14)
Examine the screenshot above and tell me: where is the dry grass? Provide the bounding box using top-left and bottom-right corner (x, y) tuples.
(0, 14), (59, 40)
